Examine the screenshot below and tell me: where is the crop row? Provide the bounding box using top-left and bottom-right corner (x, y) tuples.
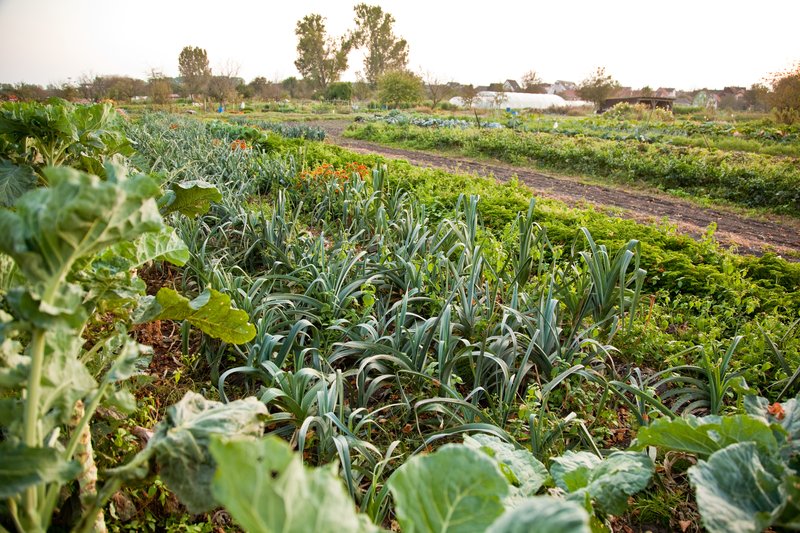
(345, 122), (800, 215)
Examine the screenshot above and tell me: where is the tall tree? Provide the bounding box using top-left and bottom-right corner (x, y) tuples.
(578, 67), (620, 108)
(178, 46), (211, 101)
(294, 14), (352, 93)
(352, 4), (409, 85)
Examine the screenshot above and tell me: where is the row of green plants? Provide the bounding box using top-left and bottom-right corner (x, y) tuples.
(2, 103), (799, 532)
(127, 114), (800, 530)
(344, 122), (800, 215)
(226, 116), (327, 141)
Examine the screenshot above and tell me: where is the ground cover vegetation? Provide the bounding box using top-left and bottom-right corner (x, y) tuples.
(344, 114), (800, 216)
(2, 100), (800, 532)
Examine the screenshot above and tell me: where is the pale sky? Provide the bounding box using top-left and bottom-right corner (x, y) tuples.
(1, 0), (798, 90)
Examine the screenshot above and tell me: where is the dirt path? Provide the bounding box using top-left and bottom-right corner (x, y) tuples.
(312, 120), (800, 258)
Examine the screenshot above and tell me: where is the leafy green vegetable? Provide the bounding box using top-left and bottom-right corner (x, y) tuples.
(486, 496), (590, 533)
(634, 414), (779, 459)
(142, 392), (267, 513)
(551, 451), (654, 515)
(210, 435), (378, 532)
(388, 445), (509, 533)
(137, 288), (256, 344)
(159, 180), (222, 217)
(0, 442), (80, 499)
(0, 158), (37, 207)
(464, 434), (549, 500)
(0, 164), (162, 288)
(689, 442), (788, 533)
(745, 395), (800, 459)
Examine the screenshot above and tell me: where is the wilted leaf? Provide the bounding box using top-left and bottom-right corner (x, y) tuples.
(145, 392), (267, 513)
(160, 180), (222, 217)
(210, 436), (379, 532)
(689, 442), (787, 533)
(0, 442), (80, 498)
(486, 496), (590, 533)
(388, 445), (509, 533)
(139, 288), (255, 344)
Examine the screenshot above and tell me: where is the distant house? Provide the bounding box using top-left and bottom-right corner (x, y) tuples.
(547, 80), (577, 95)
(503, 79), (522, 92)
(692, 91), (719, 109)
(655, 87), (677, 99)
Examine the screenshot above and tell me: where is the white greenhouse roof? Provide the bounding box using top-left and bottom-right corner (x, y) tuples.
(449, 91), (591, 110)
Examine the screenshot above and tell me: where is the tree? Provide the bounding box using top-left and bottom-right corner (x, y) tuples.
(248, 77), (269, 99)
(294, 14), (352, 93)
(352, 4), (409, 85)
(521, 70), (546, 93)
(377, 70), (422, 108)
(178, 46), (211, 101)
(578, 67), (620, 108)
(422, 71), (453, 109)
(325, 81), (352, 101)
(768, 62), (800, 124)
(208, 60), (241, 105)
(281, 77), (298, 99)
(744, 83), (770, 112)
(147, 70), (171, 105)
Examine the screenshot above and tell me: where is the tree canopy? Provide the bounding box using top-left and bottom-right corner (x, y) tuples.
(769, 62), (800, 124)
(377, 70), (422, 108)
(294, 14), (352, 93)
(352, 4), (409, 85)
(578, 67), (620, 107)
(178, 46), (211, 101)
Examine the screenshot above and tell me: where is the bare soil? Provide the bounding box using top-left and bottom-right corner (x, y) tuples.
(313, 120), (800, 258)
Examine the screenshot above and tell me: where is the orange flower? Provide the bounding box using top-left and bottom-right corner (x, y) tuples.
(768, 402), (785, 420)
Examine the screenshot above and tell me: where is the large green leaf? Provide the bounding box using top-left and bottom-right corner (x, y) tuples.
(388, 445), (509, 533)
(160, 180), (222, 217)
(551, 451), (653, 516)
(550, 451), (600, 493)
(464, 434), (549, 501)
(0, 165), (163, 287)
(486, 496), (591, 533)
(689, 442), (788, 533)
(138, 288), (256, 344)
(634, 414), (779, 459)
(144, 392), (267, 513)
(210, 436), (379, 533)
(0, 159), (36, 207)
(0, 442), (80, 498)
(100, 227), (189, 269)
(745, 395), (800, 460)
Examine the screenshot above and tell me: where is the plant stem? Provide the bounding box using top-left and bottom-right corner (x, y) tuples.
(22, 330), (46, 525)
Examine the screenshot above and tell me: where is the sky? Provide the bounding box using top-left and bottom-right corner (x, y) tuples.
(1, 0), (798, 91)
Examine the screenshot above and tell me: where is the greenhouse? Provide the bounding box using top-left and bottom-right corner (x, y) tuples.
(449, 91), (591, 110)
